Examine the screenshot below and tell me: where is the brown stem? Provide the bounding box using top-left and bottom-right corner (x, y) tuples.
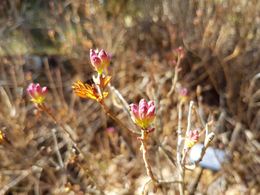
(40, 104), (75, 141)
(177, 102), (184, 195)
(100, 102), (140, 136)
(140, 131), (157, 183)
(167, 55), (182, 97)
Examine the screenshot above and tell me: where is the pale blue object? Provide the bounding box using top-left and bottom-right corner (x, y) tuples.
(189, 143), (226, 171)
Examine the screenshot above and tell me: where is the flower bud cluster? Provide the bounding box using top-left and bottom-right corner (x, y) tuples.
(129, 99), (156, 130)
(27, 83), (48, 104)
(184, 129), (200, 149)
(90, 49), (110, 74)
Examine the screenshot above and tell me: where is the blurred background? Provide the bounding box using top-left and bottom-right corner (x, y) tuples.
(0, 0), (259, 194)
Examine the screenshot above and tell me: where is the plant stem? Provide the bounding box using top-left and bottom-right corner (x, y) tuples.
(177, 102), (184, 195)
(140, 130), (157, 183)
(100, 102), (140, 136)
(167, 54), (182, 97)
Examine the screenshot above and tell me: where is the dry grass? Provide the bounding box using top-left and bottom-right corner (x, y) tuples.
(0, 0), (259, 194)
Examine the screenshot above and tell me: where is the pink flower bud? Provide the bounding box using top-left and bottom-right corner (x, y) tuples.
(98, 49), (110, 67)
(90, 49), (96, 57)
(184, 129), (200, 149)
(176, 47), (185, 59)
(139, 99), (148, 119)
(129, 103), (139, 119)
(27, 83), (48, 104)
(188, 129), (199, 142)
(90, 49), (110, 74)
(146, 101), (155, 119)
(90, 49), (102, 73)
(129, 99), (156, 130)
(106, 127), (116, 133)
(179, 87), (189, 103)
(179, 87), (188, 96)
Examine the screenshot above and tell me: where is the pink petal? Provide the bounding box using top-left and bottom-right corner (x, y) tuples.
(129, 103), (139, 118)
(27, 83), (34, 96)
(179, 88), (188, 96)
(90, 49), (97, 57)
(146, 104), (155, 118)
(106, 127), (116, 133)
(42, 86), (48, 94)
(35, 83), (41, 94)
(98, 49), (110, 67)
(91, 55), (101, 65)
(139, 99), (148, 119)
(148, 100), (155, 107)
(98, 49), (108, 59)
(189, 129), (200, 142)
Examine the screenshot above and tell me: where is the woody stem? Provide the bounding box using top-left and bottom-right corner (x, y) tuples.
(177, 102), (184, 195)
(140, 130), (157, 183)
(100, 102), (140, 136)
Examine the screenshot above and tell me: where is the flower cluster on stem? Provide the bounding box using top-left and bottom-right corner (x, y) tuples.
(184, 129), (200, 150)
(90, 49), (110, 75)
(129, 99), (155, 131)
(72, 49), (111, 103)
(27, 83), (48, 104)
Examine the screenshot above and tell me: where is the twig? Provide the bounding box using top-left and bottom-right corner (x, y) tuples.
(167, 56), (182, 97)
(158, 179), (183, 185)
(109, 84), (142, 132)
(185, 125), (215, 170)
(142, 179), (153, 195)
(40, 104), (78, 144)
(43, 57), (61, 106)
(140, 131), (157, 183)
(195, 133), (215, 166)
(158, 145), (176, 167)
(176, 102), (184, 195)
(0, 165), (42, 195)
(0, 170), (31, 195)
(189, 167), (204, 195)
(142, 178), (183, 195)
(109, 84), (131, 117)
(178, 101), (194, 195)
(228, 122), (242, 154)
(51, 128), (64, 169)
(101, 102), (141, 136)
(177, 102), (183, 164)
(186, 101), (194, 136)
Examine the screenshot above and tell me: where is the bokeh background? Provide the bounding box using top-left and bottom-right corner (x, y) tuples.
(0, 0), (259, 194)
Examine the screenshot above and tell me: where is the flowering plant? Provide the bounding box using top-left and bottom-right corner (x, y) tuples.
(184, 129), (200, 149)
(129, 99), (156, 130)
(27, 83), (48, 104)
(90, 49), (110, 74)
(72, 49), (111, 103)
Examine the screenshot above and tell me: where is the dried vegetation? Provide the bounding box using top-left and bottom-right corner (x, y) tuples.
(0, 0), (259, 194)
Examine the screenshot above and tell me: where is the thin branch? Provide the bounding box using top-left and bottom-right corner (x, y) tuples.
(186, 101), (194, 136)
(0, 169), (31, 194)
(51, 128), (64, 169)
(177, 102), (183, 164)
(109, 84), (131, 116)
(101, 102), (141, 136)
(140, 131), (157, 182)
(167, 57), (182, 97)
(142, 179), (153, 195)
(158, 145), (176, 167)
(189, 167), (204, 195)
(158, 179), (183, 185)
(177, 102), (184, 195)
